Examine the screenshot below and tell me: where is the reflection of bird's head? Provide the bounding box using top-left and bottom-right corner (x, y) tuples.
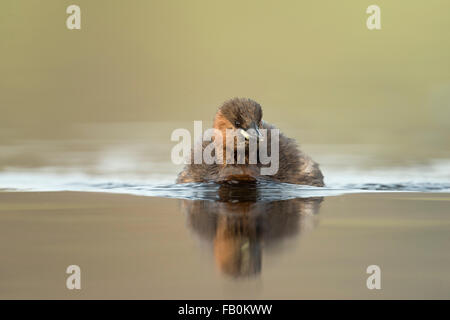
(214, 214), (261, 277)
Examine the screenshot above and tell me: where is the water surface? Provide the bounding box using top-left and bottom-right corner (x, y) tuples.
(1, 191), (449, 299)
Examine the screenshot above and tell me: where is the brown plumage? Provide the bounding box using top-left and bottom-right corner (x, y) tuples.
(176, 98), (324, 186)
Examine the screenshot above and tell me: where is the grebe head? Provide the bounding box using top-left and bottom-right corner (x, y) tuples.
(213, 98), (264, 143)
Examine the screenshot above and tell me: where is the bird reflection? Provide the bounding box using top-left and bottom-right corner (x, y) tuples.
(180, 183), (323, 278)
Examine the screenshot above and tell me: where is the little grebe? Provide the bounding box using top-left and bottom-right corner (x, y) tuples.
(176, 98), (324, 186)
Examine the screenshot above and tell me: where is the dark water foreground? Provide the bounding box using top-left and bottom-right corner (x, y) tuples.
(0, 187), (449, 299)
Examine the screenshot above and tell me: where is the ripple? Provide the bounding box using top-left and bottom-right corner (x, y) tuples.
(0, 169), (449, 201)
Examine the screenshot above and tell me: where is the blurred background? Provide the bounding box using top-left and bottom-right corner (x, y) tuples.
(1, 0), (450, 300)
(0, 0), (449, 184)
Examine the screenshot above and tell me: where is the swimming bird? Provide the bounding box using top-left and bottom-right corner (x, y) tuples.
(176, 98), (324, 186)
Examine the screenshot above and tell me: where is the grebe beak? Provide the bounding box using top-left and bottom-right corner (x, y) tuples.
(254, 127), (264, 141)
(239, 129), (251, 140)
(240, 122), (264, 141)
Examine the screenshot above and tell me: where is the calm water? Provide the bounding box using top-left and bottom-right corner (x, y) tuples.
(1, 191), (449, 299)
(0, 126), (449, 299)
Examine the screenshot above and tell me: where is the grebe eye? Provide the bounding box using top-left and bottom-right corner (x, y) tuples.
(235, 121), (240, 127)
